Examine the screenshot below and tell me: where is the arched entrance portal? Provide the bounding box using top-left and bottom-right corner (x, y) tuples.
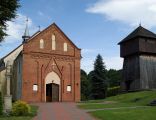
(45, 71), (61, 102)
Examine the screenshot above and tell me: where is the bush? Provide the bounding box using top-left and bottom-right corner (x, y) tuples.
(12, 100), (31, 116)
(0, 92), (3, 115)
(107, 86), (121, 97)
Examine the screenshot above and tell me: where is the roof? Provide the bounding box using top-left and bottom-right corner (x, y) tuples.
(118, 26), (156, 44)
(0, 44), (23, 60)
(0, 31), (41, 61)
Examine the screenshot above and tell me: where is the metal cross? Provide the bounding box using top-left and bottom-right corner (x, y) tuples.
(38, 25), (40, 31)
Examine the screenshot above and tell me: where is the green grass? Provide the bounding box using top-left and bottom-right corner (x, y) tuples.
(79, 90), (156, 109)
(79, 90), (156, 120)
(90, 107), (156, 120)
(79, 103), (140, 109)
(0, 105), (38, 120)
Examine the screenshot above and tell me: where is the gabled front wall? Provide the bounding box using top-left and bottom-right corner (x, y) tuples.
(24, 25), (76, 57)
(22, 24), (81, 102)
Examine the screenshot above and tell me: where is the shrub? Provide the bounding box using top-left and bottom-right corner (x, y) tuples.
(107, 86), (121, 97)
(12, 100), (31, 116)
(0, 92), (3, 115)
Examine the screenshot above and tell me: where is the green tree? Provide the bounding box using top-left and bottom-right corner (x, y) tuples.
(0, 0), (20, 42)
(81, 69), (90, 100)
(107, 69), (122, 87)
(91, 54), (108, 99)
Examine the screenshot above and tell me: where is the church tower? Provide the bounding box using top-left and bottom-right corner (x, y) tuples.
(118, 26), (156, 91)
(22, 18), (30, 43)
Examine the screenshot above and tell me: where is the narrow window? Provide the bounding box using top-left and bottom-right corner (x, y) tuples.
(52, 34), (56, 50)
(67, 85), (71, 92)
(40, 39), (44, 49)
(64, 43), (68, 52)
(33, 84), (38, 91)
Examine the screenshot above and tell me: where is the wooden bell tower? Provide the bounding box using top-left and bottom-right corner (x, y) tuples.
(118, 26), (156, 91)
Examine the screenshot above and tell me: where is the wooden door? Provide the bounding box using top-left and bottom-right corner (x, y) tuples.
(52, 83), (59, 102)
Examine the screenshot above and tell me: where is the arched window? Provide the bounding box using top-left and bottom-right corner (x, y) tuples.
(40, 39), (44, 49)
(52, 34), (56, 50)
(64, 43), (68, 52)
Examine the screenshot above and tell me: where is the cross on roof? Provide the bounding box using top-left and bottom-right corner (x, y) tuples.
(38, 25), (41, 31)
(26, 17), (28, 22)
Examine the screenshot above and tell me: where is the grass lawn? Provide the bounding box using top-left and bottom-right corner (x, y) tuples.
(90, 107), (156, 120)
(78, 102), (141, 109)
(0, 105), (38, 120)
(79, 90), (156, 109)
(78, 90), (156, 120)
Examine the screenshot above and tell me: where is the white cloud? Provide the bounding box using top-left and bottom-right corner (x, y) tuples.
(82, 48), (105, 54)
(81, 56), (123, 73)
(104, 56), (123, 70)
(81, 48), (123, 73)
(5, 13), (37, 43)
(86, 0), (156, 28)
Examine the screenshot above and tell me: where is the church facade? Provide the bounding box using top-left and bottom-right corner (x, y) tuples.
(0, 23), (81, 102)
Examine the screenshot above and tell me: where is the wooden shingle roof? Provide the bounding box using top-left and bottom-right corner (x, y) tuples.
(118, 26), (156, 44)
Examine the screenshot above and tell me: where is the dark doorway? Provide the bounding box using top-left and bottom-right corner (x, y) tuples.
(125, 80), (132, 91)
(46, 83), (52, 102)
(46, 83), (59, 102)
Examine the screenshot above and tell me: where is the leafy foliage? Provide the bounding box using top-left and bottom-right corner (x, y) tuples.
(12, 100), (31, 116)
(0, 0), (20, 42)
(81, 69), (91, 100)
(107, 69), (122, 87)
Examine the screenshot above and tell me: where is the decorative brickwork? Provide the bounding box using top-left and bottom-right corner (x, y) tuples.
(21, 23), (81, 102)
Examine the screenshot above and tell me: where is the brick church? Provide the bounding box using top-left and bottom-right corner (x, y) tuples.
(0, 22), (81, 102)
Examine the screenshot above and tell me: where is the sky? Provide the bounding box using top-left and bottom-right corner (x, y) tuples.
(1, 0), (156, 73)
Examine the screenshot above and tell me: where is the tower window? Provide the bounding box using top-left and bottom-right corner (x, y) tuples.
(40, 39), (44, 49)
(64, 43), (68, 52)
(52, 34), (56, 50)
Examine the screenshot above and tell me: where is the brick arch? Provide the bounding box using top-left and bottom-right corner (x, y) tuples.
(44, 71), (61, 102)
(45, 71), (60, 85)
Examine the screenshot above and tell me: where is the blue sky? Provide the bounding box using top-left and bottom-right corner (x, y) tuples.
(1, 0), (156, 73)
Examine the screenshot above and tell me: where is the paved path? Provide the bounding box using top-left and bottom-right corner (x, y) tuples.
(33, 102), (96, 120)
(84, 106), (150, 112)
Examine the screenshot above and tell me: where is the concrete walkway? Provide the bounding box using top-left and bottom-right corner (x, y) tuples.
(84, 106), (150, 112)
(33, 102), (96, 120)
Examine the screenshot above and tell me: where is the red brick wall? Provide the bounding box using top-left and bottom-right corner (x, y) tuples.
(21, 23), (81, 102)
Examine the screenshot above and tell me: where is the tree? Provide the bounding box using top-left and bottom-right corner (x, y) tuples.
(0, 0), (20, 42)
(107, 69), (122, 87)
(81, 69), (90, 100)
(88, 70), (94, 99)
(91, 54), (108, 99)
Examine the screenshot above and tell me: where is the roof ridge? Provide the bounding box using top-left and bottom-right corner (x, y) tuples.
(118, 26), (156, 44)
